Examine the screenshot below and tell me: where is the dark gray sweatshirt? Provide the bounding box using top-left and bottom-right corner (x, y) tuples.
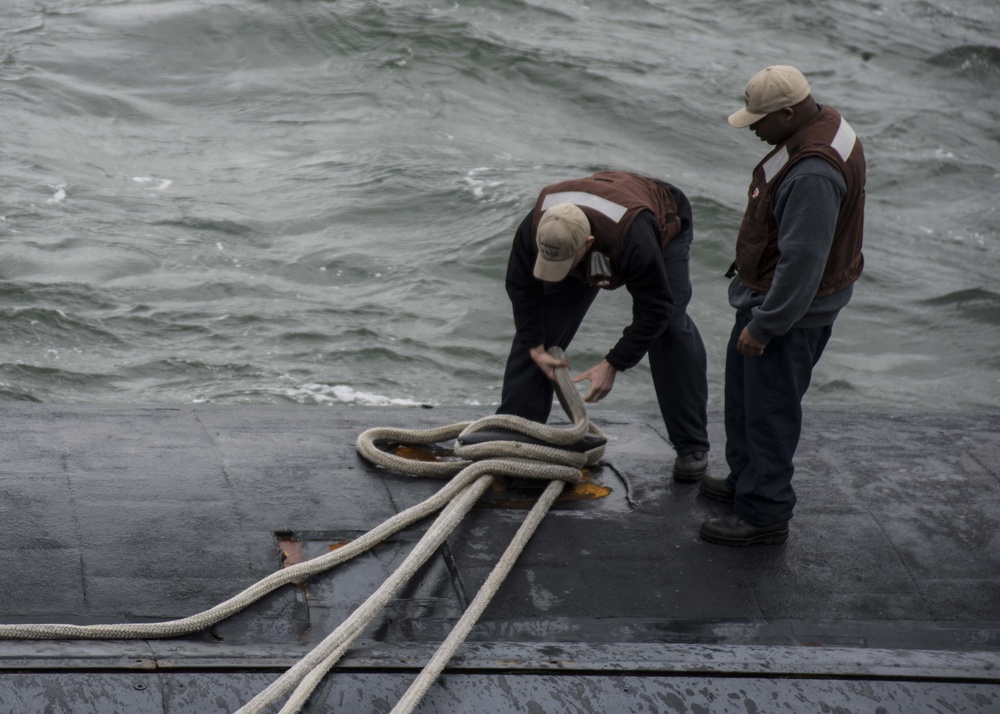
(729, 156), (855, 343)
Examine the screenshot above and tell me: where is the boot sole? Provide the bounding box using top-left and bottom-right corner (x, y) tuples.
(699, 528), (789, 546)
(672, 469), (706, 483)
(698, 485), (735, 502)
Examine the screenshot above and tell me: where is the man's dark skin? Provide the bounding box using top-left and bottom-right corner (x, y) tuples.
(735, 95), (822, 358)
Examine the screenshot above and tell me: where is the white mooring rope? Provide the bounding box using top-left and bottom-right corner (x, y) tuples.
(0, 347), (605, 713)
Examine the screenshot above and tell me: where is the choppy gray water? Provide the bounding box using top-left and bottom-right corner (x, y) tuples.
(1, 0), (998, 411)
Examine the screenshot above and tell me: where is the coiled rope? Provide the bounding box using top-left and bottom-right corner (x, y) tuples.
(0, 347), (604, 714)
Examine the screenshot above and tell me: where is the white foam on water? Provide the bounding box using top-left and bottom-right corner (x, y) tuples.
(46, 183), (66, 204)
(462, 167), (504, 200)
(132, 177), (173, 190)
(280, 382), (424, 407)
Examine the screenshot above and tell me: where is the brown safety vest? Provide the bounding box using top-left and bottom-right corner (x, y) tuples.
(734, 105), (866, 296)
(531, 171), (682, 289)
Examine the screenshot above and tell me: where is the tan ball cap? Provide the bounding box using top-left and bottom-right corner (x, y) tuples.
(728, 65), (812, 128)
(533, 203), (590, 282)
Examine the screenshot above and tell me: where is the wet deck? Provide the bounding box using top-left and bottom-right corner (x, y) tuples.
(0, 403), (997, 712)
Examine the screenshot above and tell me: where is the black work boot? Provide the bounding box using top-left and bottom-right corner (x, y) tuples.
(699, 513), (789, 546)
(698, 473), (735, 502)
(672, 451), (708, 482)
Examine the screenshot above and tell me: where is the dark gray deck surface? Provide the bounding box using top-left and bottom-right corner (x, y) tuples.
(0, 403), (997, 713)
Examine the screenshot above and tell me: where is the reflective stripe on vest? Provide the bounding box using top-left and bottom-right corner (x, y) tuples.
(762, 116), (858, 184)
(830, 117), (858, 162)
(541, 191), (628, 222)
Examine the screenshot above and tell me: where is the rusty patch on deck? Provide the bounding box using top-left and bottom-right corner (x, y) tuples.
(390, 444), (455, 462)
(486, 468), (611, 509)
(566, 478), (613, 500)
(279, 535), (355, 558)
(277, 535), (306, 567)
(276, 535), (311, 590)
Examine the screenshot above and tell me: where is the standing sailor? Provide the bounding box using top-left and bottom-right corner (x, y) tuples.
(699, 66), (867, 545)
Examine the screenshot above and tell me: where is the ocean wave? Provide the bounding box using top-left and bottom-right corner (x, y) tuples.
(272, 382), (425, 407)
(920, 288), (1000, 325)
(927, 44), (1000, 86)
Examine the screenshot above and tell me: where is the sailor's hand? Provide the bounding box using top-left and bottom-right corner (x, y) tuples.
(573, 359), (617, 403)
(529, 344), (569, 381)
(737, 326), (767, 357)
